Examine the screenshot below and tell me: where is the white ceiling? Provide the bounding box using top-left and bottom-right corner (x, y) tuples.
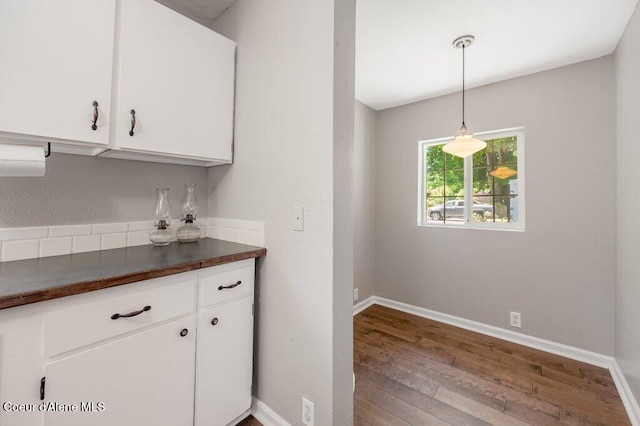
(155, 0), (237, 25)
(356, 0), (638, 110)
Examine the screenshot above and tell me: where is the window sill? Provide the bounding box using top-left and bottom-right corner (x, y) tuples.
(418, 223), (525, 232)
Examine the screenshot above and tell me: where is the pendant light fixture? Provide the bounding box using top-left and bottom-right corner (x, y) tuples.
(489, 166), (517, 180)
(442, 35), (486, 158)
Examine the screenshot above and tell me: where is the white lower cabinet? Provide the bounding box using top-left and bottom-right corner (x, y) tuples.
(44, 316), (196, 426)
(196, 296), (254, 425)
(0, 259), (255, 426)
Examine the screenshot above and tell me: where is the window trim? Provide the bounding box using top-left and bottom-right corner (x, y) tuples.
(417, 127), (526, 231)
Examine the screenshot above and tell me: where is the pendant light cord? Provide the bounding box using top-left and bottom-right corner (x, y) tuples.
(462, 44), (466, 128)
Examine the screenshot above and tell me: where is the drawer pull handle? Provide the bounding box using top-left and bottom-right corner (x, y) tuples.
(111, 305), (151, 320)
(91, 101), (99, 131)
(218, 280), (241, 291)
(180, 328), (189, 337)
(129, 109), (136, 136)
(211, 317), (219, 326)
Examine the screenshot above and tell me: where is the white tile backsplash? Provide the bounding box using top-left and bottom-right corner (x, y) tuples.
(0, 227), (48, 242)
(218, 218), (233, 228)
(238, 220), (261, 232)
(0, 218), (264, 262)
(92, 223), (128, 235)
(127, 231), (151, 247)
(101, 233), (127, 250)
(1, 239), (40, 262)
(205, 219), (265, 247)
(207, 226), (221, 240)
(246, 234), (260, 247)
(207, 218), (223, 227)
(39, 237), (73, 258)
(127, 221), (154, 232)
(72, 235), (101, 253)
(217, 227), (230, 241)
(236, 229), (250, 245)
(48, 224), (92, 238)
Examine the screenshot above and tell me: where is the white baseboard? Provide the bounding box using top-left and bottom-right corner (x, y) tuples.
(610, 360), (640, 426)
(371, 296), (613, 368)
(353, 295), (375, 315)
(230, 409), (252, 425)
(251, 398), (292, 426)
(354, 295), (640, 425)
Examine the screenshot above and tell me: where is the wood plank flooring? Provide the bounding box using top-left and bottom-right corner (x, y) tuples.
(237, 414), (262, 425)
(237, 304), (629, 425)
(354, 304), (630, 426)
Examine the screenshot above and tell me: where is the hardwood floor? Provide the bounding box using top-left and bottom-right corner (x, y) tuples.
(354, 304), (630, 426)
(237, 414), (262, 425)
(235, 305), (629, 425)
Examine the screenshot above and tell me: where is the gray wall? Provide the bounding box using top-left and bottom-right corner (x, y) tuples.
(332, 0), (356, 423)
(0, 153), (208, 227)
(354, 101), (377, 304)
(615, 2), (640, 403)
(374, 57), (615, 355)
(210, 0), (352, 423)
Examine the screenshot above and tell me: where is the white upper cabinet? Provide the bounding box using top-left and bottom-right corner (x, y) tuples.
(0, 0), (236, 165)
(113, 0), (235, 162)
(0, 0), (115, 146)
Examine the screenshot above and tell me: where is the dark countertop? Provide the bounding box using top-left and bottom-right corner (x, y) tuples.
(0, 238), (266, 310)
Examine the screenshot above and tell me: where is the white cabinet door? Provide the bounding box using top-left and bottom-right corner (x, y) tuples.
(44, 316), (195, 426)
(0, 307), (45, 426)
(196, 296), (254, 426)
(0, 0), (115, 145)
(115, 0), (235, 161)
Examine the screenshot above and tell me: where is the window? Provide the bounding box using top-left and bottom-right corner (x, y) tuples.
(418, 128), (525, 230)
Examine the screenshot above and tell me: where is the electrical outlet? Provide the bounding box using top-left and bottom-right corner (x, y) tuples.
(510, 311), (521, 328)
(302, 397), (314, 426)
(353, 288), (359, 301)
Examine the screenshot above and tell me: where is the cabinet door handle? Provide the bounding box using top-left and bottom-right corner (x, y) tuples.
(218, 280), (241, 291)
(129, 109), (136, 136)
(211, 317), (219, 326)
(111, 305), (151, 320)
(91, 101), (99, 131)
(40, 377), (46, 401)
(180, 328), (189, 337)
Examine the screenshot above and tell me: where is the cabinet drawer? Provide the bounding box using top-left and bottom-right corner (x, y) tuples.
(45, 279), (195, 357)
(200, 262), (254, 308)
(44, 315), (196, 426)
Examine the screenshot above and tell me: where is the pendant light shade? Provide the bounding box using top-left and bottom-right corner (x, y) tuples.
(443, 35), (486, 158)
(489, 166), (517, 179)
(443, 125), (486, 158)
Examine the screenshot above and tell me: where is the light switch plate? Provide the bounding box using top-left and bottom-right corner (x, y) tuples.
(293, 206), (304, 231)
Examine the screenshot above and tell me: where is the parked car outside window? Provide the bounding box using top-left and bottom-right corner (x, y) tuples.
(426, 200), (493, 221)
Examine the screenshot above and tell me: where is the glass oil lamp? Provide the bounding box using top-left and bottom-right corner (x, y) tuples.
(176, 184), (201, 243)
(150, 188), (173, 246)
